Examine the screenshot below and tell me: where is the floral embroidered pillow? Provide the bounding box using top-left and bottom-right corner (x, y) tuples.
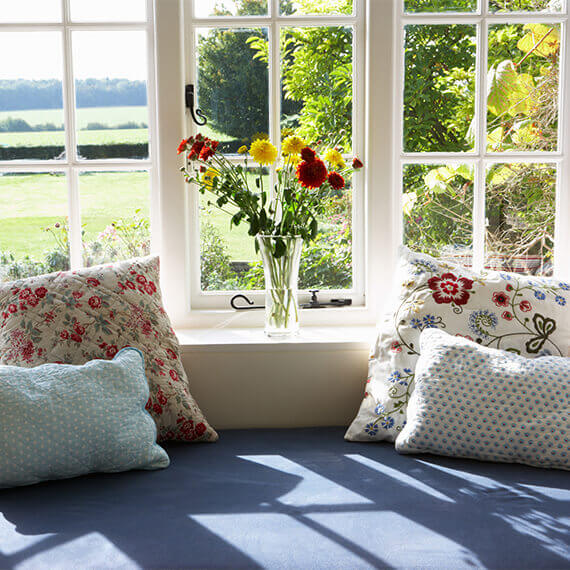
(345, 248), (570, 443)
(0, 257), (218, 443)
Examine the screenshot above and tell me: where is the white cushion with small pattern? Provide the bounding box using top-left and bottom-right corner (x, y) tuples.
(395, 328), (570, 470)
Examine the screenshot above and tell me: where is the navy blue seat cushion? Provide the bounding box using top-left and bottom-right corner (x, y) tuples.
(1, 428), (568, 569)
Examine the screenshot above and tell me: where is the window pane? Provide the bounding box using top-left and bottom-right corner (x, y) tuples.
(0, 0), (61, 23)
(281, 26), (353, 151)
(79, 171), (150, 267)
(489, 0), (564, 13)
(194, 0), (268, 17)
(487, 23), (560, 153)
(196, 28), (269, 154)
(280, 0), (353, 15)
(70, 0), (147, 21)
(198, 163), (353, 293)
(485, 163), (555, 276)
(403, 25), (476, 153)
(404, 0), (477, 12)
(0, 173), (69, 281)
(0, 32), (65, 161)
(199, 168), (268, 292)
(403, 163), (474, 264)
(72, 31), (149, 160)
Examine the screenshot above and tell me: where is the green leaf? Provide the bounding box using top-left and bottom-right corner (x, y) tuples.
(310, 217), (318, 240)
(402, 192), (417, 216)
(487, 126), (504, 151)
(487, 60), (518, 116)
(509, 73), (535, 116)
(274, 237), (286, 258)
(424, 166), (454, 194)
(517, 24), (560, 58)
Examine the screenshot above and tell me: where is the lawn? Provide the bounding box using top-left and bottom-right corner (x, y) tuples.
(1, 128), (148, 148)
(0, 106), (258, 263)
(0, 106), (148, 130)
(0, 172), (257, 262)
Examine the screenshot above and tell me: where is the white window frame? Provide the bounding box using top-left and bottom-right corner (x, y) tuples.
(155, 0), (397, 329)
(393, 0), (570, 280)
(0, 0), (160, 268)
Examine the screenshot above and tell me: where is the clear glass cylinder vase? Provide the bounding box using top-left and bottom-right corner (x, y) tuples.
(256, 235), (303, 337)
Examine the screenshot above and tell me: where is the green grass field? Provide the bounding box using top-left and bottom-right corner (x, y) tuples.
(0, 106), (149, 148)
(1, 128), (148, 148)
(0, 106), (258, 262)
(0, 106), (148, 129)
(0, 172), (257, 262)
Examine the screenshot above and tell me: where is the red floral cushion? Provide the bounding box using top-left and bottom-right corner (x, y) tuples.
(0, 257), (218, 443)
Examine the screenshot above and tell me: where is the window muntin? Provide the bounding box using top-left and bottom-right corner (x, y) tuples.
(189, 0), (362, 302)
(0, 1), (156, 282)
(398, 0), (567, 278)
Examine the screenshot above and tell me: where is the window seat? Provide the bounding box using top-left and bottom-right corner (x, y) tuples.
(1, 427), (567, 569)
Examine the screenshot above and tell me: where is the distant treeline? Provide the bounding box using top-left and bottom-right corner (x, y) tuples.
(0, 118), (148, 133)
(0, 79), (147, 111)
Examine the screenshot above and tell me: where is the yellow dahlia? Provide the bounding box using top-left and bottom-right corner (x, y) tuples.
(324, 148), (345, 169)
(250, 139), (278, 165)
(282, 135), (307, 156)
(202, 168), (219, 188)
(237, 145), (248, 154)
(251, 132), (269, 142)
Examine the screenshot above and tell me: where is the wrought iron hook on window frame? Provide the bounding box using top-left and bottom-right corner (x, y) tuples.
(185, 84), (207, 126)
(230, 291), (352, 311)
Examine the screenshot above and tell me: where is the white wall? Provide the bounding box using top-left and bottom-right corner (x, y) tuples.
(181, 345), (369, 430)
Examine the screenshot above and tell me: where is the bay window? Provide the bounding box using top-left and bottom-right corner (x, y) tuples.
(2, 0), (568, 331)
(0, 0), (157, 280)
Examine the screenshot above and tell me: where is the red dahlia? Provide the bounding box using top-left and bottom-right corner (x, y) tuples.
(199, 145), (216, 161)
(296, 158), (328, 189)
(352, 157), (363, 169)
(189, 139), (205, 158)
(300, 147), (316, 163)
(327, 171), (345, 190)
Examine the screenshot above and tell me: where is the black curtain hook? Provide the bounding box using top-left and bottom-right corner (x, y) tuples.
(230, 294), (264, 310)
(185, 84), (207, 126)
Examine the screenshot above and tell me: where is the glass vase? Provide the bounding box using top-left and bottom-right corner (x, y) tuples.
(256, 235), (303, 337)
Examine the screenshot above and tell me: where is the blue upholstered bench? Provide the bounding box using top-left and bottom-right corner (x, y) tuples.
(1, 427), (568, 569)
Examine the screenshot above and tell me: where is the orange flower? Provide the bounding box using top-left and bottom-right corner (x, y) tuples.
(177, 138), (188, 154)
(352, 157), (364, 169)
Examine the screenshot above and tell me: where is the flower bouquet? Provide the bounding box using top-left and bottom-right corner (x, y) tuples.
(179, 133), (363, 336)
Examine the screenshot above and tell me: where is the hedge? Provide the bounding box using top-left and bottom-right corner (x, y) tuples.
(0, 143), (148, 161)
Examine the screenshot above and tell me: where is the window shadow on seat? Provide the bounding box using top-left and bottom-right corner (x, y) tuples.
(0, 427), (568, 569)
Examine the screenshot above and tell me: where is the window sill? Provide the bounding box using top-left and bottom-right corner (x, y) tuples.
(176, 325), (376, 353)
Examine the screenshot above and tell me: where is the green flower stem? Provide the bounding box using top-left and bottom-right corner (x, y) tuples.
(258, 236), (302, 335)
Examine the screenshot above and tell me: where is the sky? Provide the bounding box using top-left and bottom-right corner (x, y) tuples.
(0, 0), (148, 80)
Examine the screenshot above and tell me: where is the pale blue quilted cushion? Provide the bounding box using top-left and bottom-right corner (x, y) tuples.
(0, 347), (169, 488)
(396, 329), (570, 470)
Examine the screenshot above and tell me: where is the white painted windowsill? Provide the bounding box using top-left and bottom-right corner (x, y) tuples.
(176, 325), (377, 353)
